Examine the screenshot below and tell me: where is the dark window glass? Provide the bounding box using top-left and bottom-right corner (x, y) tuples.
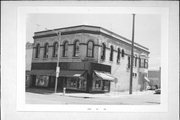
(145, 59), (148, 68)
(35, 44), (40, 58)
(141, 59), (145, 68)
(53, 42), (58, 57)
(63, 41), (68, 57)
(135, 56), (137, 67)
(43, 43), (49, 58)
(121, 49), (125, 57)
(128, 56), (131, 68)
(110, 45), (114, 61)
(87, 41), (94, 57)
(74, 40), (80, 57)
(139, 58), (141, 68)
(117, 48), (121, 63)
(101, 43), (106, 61)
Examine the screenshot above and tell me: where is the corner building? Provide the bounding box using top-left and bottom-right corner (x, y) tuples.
(28, 25), (149, 93)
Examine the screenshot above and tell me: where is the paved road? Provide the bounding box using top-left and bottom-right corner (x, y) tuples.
(26, 91), (160, 105)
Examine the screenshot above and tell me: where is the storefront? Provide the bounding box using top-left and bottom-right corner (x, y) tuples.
(27, 62), (116, 93)
(91, 71), (116, 92)
(28, 69), (87, 91)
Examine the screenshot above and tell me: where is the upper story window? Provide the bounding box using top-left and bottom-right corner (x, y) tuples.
(139, 58), (148, 68)
(63, 41), (68, 57)
(73, 40), (80, 57)
(101, 43), (106, 61)
(87, 41), (94, 57)
(144, 59), (148, 68)
(139, 58), (141, 68)
(35, 43), (40, 58)
(128, 56), (131, 68)
(109, 45), (114, 61)
(117, 48), (121, 63)
(43, 43), (49, 58)
(121, 49), (125, 57)
(134, 55), (137, 67)
(52, 42), (58, 57)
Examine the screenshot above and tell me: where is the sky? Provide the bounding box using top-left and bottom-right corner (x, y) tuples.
(26, 14), (161, 70)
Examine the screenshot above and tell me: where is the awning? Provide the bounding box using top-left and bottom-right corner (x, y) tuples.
(27, 70), (86, 77)
(59, 70), (85, 77)
(27, 70), (55, 76)
(94, 71), (117, 82)
(144, 76), (150, 82)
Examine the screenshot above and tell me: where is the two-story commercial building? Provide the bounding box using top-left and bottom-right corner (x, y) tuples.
(27, 25), (149, 93)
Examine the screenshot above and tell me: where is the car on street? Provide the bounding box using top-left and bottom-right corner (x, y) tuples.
(154, 89), (161, 94)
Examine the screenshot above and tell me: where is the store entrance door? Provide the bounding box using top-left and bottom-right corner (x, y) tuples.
(57, 77), (65, 91)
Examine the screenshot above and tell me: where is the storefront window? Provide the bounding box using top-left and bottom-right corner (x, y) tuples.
(66, 77), (86, 90)
(35, 75), (49, 87)
(95, 80), (101, 89)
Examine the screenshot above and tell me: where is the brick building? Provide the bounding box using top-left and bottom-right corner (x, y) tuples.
(27, 25), (149, 93)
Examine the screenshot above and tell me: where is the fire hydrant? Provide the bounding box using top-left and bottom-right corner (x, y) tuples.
(63, 87), (66, 96)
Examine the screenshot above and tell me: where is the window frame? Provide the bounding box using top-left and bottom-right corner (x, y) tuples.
(35, 43), (40, 58)
(117, 48), (121, 63)
(62, 41), (68, 57)
(86, 40), (94, 58)
(43, 43), (49, 58)
(52, 42), (58, 57)
(109, 45), (114, 61)
(121, 49), (125, 57)
(101, 43), (106, 61)
(73, 40), (80, 57)
(128, 56), (131, 68)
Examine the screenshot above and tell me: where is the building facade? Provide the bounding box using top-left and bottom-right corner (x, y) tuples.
(26, 42), (33, 87)
(148, 68), (161, 89)
(27, 25), (149, 93)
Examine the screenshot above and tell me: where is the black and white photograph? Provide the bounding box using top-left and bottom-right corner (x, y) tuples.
(1, 1), (179, 120)
(25, 13), (161, 105)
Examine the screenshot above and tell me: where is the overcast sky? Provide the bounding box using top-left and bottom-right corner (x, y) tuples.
(26, 14), (161, 70)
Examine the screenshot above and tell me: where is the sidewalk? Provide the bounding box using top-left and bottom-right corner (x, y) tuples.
(55, 90), (155, 98)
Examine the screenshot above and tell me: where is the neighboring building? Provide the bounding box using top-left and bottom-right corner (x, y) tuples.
(26, 42), (33, 87)
(148, 68), (161, 89)
(27, 25), (150, 93)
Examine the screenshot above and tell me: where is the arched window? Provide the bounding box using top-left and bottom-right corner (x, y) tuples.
(101, 43), (106, 60)
(53, 42), (58, 57)
(117, 48), (121, 63)
(109, 45), (114, 61)
(73, 40), (80, 57)
(121, 49), (125, 57)
(63, 41), (68, 57)
(87, 41), (94, 57)
(43, 43), (49, 58)
(35, 43), (40, 58)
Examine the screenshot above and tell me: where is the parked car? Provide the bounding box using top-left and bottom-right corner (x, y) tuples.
(154, 89), (161, 94)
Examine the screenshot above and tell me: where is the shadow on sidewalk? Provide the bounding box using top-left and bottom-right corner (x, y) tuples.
(26, 88), (55, 95)
(26, 87), (108, 95)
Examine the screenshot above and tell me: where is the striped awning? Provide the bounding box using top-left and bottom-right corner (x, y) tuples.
(94, 71), (117, 82)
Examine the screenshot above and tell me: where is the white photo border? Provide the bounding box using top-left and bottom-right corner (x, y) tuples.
(17, 6), (169, 112)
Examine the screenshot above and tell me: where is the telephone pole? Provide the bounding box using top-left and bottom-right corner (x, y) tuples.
(129, 14), (136, 94)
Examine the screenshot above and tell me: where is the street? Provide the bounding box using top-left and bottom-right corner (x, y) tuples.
(26, 89), (160, 105)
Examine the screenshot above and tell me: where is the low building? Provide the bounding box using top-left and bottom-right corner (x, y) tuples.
(27, 25), (150, 93)
(148, 68), (161, 89)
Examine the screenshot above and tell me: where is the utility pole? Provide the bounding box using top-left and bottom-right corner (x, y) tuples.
(54, 31), (61, 93)
(129, 14), (136, 94)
